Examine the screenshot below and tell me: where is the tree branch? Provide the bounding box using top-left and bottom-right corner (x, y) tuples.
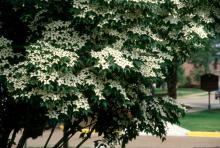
(16, 128), (28, 148)
(75, 126), (95, 148)
(53, 120), (81, 148)
(57, 132), (75, 148)
(7, 129), (17, 148)
(44, 125), (57, 148)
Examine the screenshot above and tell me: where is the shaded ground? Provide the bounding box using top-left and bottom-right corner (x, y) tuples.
(13, 91), (220, 148)
(14, 130), (220, 148)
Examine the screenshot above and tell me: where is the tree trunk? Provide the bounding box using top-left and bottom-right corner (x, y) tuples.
(0, 79), (13, 148)
(8, 129), (17, 148)
(0, 129), (11, 148)
(53, 120), (82, 148)
(16, 128), (28, 148)
(63, 123), (69, 148)
(121, 139), (126, 148)
(44, 126), (56, 148)
(167, 63), (177, 99)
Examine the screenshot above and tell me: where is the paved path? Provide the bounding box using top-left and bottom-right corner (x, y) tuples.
(14, 130), (220, 148)
(177, 92), (220, 112)
(139, 122), (189, 136)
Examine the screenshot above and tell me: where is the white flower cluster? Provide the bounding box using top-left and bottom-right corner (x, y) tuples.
(0, 36), (12, 48)
(170, 0), (185, 9)
(103, 0), (165, 4)
(30, 41), (78, 67)
(73, 0), (164, 25)
(73, 0), (116, 21)
(72, 0), (90, 18)
(124, 48), (165, 78)
(108, 30), (126, 39)
(57, 73), (79, 87)
(53, 68), (106, 100)
(164, 15), (180, 25)
(47, 111), (59, 119)
(182, 22), (208, 39)
(91, 47), (133, 69)
(108, 80), (129, 100)
(73, 0), (147, 30)
(43, 21), (87, 51)
(0, 37), (26, 91)
(139, 56), (163, 78)
(128, 0), (165, 4)
(129, 26), (163, 42)
(4, 62), (29, 91)
(162, 96), (186, 113)
(112, 40), (126, 50)
(0, 37), (14, 72)
(26, 41), (79, 85)
(73, 92), (90, 112)
(77, 69), (106, 100)
(153, 48), (173, 61)
(129, 27), (148, 35)
(1, 22), (93, 116)
(13, 88), (65, 100)
(6, 64), (91, 115)
(196, 7), (214, 23)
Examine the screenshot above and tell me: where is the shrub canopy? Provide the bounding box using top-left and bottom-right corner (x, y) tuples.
(1, 0), (218, 145)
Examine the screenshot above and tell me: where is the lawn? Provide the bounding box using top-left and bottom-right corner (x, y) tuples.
(155, 87), (205, 97)
(154, 88), (167, 94)
(177, 88), (205, 96)
(180, 109), (220, 131)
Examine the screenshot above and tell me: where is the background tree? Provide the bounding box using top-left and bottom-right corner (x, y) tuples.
(172, 0), (220, 94)
(161, 0), (215, 99)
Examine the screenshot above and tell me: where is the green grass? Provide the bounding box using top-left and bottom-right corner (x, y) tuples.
(198, 93), (208, 97)
(180, 109), (220, 131)
(177, 88), (205, 96)
(155, 88), (167, 94)
(155, 87), (205, 97)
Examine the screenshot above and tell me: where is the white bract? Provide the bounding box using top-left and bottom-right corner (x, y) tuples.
(0, 1), (212, 136)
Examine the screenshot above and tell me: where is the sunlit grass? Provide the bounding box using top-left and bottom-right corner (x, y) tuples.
(180, 109), (220, 131)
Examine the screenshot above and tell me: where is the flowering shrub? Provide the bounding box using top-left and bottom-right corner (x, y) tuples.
(1, 0), (218, 147)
